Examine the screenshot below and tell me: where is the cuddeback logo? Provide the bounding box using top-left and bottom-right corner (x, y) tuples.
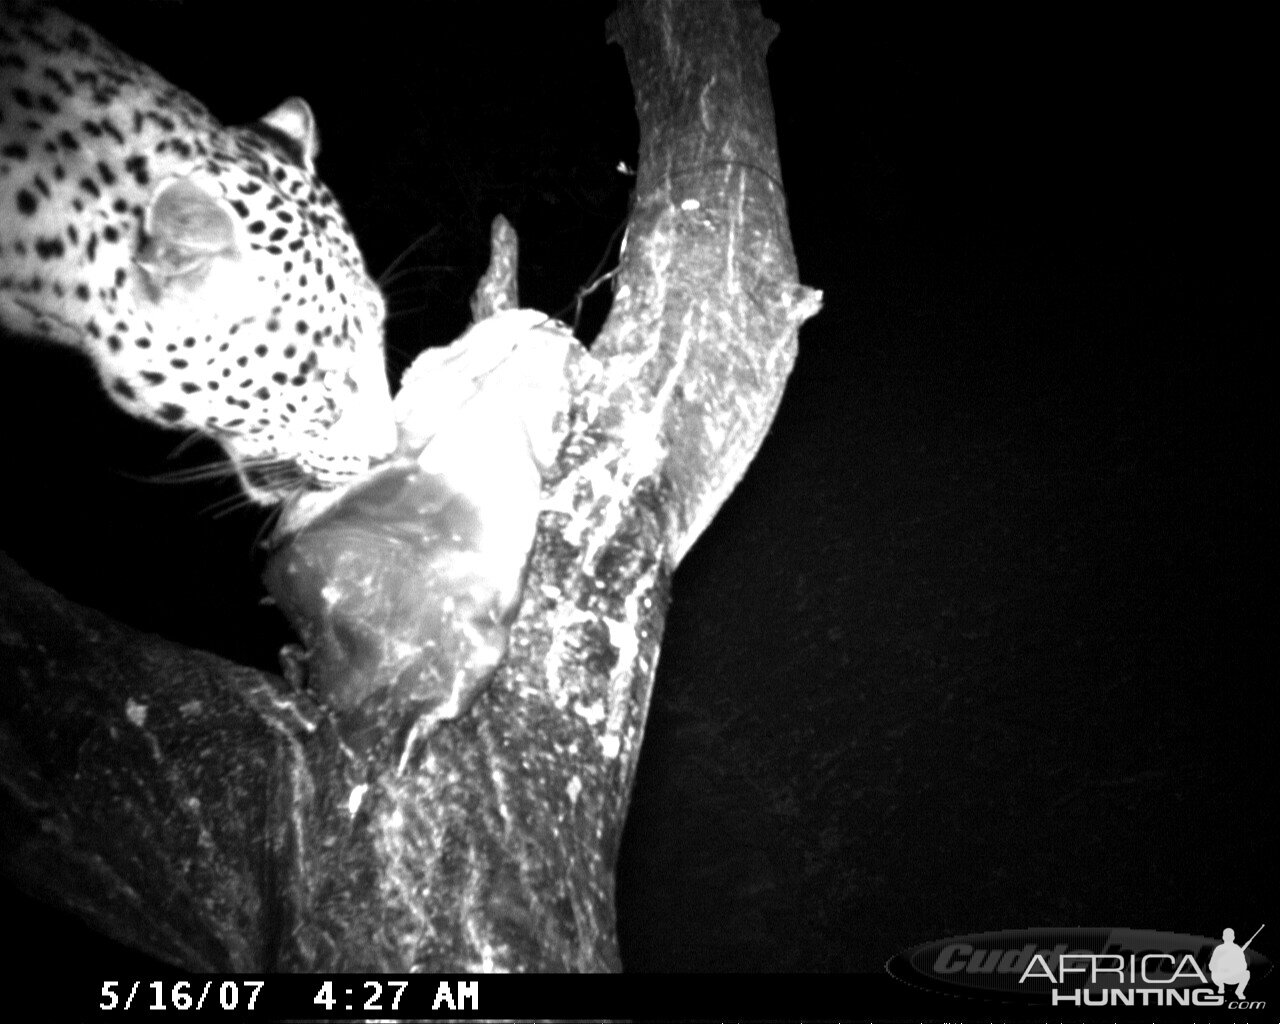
(887, 925), (1271, 1009)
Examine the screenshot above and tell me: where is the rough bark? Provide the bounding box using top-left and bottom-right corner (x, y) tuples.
(0, 0), (818, 972)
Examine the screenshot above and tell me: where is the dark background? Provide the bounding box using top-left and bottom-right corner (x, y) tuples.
(2, 0), (1270, 983)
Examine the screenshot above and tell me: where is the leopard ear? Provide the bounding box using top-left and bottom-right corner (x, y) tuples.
(260, 97), (320, 166)
(135, 175), (236, 282)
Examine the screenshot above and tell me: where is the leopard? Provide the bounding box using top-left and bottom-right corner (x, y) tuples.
(0, 2), (397, 504)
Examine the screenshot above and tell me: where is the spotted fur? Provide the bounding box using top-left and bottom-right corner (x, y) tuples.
(0, 3), (396, 502)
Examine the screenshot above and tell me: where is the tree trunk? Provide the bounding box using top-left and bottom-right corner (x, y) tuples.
(0, 0), (818, 972)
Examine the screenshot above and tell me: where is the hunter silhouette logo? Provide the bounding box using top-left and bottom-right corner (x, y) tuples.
(1210, 924), (1263, 999)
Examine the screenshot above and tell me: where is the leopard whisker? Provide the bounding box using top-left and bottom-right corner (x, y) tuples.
(165, 430), (217, 461)
(118, 460), (243, 487)
(202, 490), (258, 520)
(377, 228), (442, 288)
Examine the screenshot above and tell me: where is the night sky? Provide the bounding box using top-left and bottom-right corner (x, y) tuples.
(2, 0), (1269, 988)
